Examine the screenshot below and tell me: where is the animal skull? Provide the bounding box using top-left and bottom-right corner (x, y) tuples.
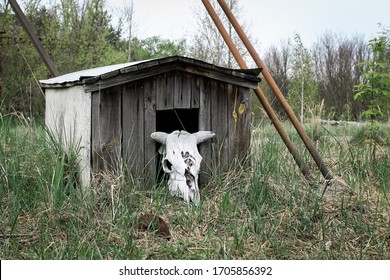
(151, 130), (215, 205)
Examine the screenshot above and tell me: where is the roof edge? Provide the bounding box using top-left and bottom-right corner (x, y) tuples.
(40, 56), (262, 89)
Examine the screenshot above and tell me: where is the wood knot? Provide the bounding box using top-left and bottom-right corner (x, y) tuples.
(238, 102), (247, 115)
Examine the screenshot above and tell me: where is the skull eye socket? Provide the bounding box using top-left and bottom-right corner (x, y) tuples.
(162, 159), (173, 172)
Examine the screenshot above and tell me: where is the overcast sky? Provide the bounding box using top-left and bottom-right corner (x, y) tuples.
(110, 0), (390, 52)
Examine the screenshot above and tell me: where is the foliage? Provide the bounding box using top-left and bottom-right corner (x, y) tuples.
(54, 0), (117, 71)
(354, 32), (390, 143)
(0, 0), (119, 115)
(351, 124), (390, 146)
(129, 36), (187, 61)
(0, 0), (186, 116)
(354, 37), (390, 118)
(0, 1), (47, 115)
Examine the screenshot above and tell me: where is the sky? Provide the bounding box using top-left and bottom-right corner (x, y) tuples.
(109, 0), (390, 52)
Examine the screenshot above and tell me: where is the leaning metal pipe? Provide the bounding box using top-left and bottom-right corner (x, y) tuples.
(201, 0), (314, 182)
(216, 0), (333, 180)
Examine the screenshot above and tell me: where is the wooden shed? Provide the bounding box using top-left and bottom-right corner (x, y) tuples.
(41, 56), (261, 186)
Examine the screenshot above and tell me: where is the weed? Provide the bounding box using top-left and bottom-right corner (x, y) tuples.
(0, 114), (389, 259)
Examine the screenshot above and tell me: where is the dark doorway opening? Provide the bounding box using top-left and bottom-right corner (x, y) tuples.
(155, 109), (199, 184)
(156, 109), (199, 133)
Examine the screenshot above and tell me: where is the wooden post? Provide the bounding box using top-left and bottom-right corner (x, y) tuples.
(9, 0), (60, 77)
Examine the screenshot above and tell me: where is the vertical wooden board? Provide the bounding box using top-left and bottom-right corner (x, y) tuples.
(173, 70), (182, 108)
(198, 78), (211, 131)
(122, 81), (144, 174)
(198, 77), (212, 186)
(210, 81), (229, 171)
(91, 86), (122, 174)
(230, 86), (251, 164)
(227, 83), (236, 168)
(156, 73), (173, 110)
(174, 71), (191, 109)
(143, 77), (157, 188)
(191, 75), (200, 109)
(91, 91), (99, 173)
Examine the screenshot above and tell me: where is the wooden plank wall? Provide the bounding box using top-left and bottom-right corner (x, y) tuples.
(91, 70), (251, 187)
(143, 77), (157, 186)
(228, 84), (251, 165)
(198, 76), (213, 185)
(91, 86), (122, 174)
(211, 81), (229, 168)
(122, 81), (144, 174)
(198, 78), (251, 178)
(122, 76), (156, 187)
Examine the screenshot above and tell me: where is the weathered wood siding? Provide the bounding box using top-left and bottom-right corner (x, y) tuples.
(90, 70), (251, 187)
(143, 77), (157, 186)
(230, 85), (251, 164)
(122, 81), (144, 174)
(91, 86), (122, 174)
(198, 77), (251, 182)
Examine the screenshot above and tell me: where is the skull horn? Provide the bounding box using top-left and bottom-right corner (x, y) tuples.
(194, 131), (215, 144)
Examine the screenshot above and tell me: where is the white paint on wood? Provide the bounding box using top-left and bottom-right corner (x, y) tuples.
(45, 86), (91, 186)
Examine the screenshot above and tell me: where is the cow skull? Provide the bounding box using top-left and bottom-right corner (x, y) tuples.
(151, 130), (215, 205)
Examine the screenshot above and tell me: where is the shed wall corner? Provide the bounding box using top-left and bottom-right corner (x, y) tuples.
(45, 86), (91, 186)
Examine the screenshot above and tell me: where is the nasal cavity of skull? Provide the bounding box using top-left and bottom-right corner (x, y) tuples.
(185, 169), (195, 189)
(181, 151), (194, 167)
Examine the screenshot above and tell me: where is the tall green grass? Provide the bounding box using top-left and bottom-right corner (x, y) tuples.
(0, 114), (389, 259)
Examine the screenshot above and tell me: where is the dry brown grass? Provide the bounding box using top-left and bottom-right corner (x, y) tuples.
(1, 117), (389, 259)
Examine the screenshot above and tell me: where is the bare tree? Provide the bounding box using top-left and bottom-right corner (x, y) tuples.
(263, 40), (291, 117)
(313, 32), (369, 120)
(189, 0), (254, 68)
(288, 34), (318, 123)
(122, 0), (136, 62)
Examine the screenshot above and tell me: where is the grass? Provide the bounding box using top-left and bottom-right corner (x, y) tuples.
(0, 113), (389, 259)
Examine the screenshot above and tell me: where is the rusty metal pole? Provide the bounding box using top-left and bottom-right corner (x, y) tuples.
(9, 0), (60, 77)
(201, 0), (314, 182)
(216, 0), (333, 180)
